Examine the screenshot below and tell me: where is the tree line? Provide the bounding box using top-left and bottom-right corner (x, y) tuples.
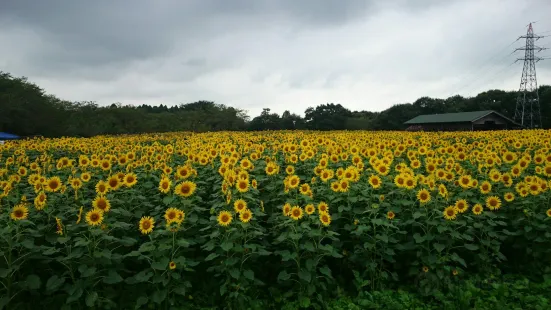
(1, 71), (550, 137)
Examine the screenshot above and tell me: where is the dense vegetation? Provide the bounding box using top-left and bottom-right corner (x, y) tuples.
(1, 71), (551, 137)
(1, 130), (550, 309)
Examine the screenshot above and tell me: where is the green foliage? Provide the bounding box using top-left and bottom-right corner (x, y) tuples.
(2, 71), (551, 137)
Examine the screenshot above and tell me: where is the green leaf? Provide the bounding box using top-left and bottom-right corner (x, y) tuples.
(21, 239), (34, 249)
(152, 258), (169, 271)
(78, 265), (97, 278)
(376, 234), (388, 243)
(0, 269), (8, 278)
(25, 274), (41, 290)
(220, 284), (227, 296)
(229, 268), (240, 279)
(205, 253), (219, 261)
(220, 241), (233, 251)
(305, 258), (314, 271)
(103, 270), (123, 284)
(177, 239), (190, 247)
(304, 241), (315, 252)
(451, 253), (467, 267)
(278, 270), (291, 282)
(413, 212), (423, 219)
(464, 244), (479, 251)
(243, 269), (254, 281)
(135, 296), (148, 309)
(298, 270), (312, 283)
(139, 242), (156, 253)
(151, 290), (167, 304)
(46, 275), (65, 292)
(299, 296), (311, 308)
(66, 287), (83, 304)
(433, 243), (445, 253)
(136, 270), (154, 282)
(319, 266), (332, 278)
(162, 195), (175, 206)
(371, 218), (384, 225)
(82, 291), (96, 307)
(413, 233), (425, 243)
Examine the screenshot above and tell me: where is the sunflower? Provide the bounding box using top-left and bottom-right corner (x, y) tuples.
(318, 202), (329, 214)
(95, 180), (109, 195)
(286, 165), (295, 175)
(282, 203), (292, 216)
(93, 196), (111, 213)
(485, 196), (502, 211)
(251, 179), (258, 189)
(10, 204), (29, 221)
(107, 175), (121, 191)
(339, 180), (350, 192)
(472, 204), (483, 215)
(234, 199), (247, 214)
(100, 159), (111, 171)
(319, 212), (331, 226)
(239, 209), (252, 223)
(176, 166), (191, 179)
(479, 181), (492, 194)
(330, 181), (340, 192)
(55, 217), (63, 235)
(80, 172), (91, 182)
(174, 181), (197, 198)
(287, 175), (300, 189)
(70, 178), (82, 190)
(290, 206), (304, 220)
(416, 189), (431, 204)
(443, 206), (457, 220)
(124, 173), (138, 187)
(169, 261), (176, 270)
(368, 175), (382, 189)
(164, 207), (184, 224)
(139, 216), (155, 234)
(458, 175), (472, 189)
(158, 177), (172, 194)
(454, 199), (469, 213)
(305, 204), (315, 215)
(86, 209), (104, 226)
(299, 183), (310, 195)
(76, 206), (84, 224)
(452, 269), (459, 276)
(217, 211), (233, 227)
(34, 191), (47, 210)
(504, 192), (515, 202)
(422, 266), (429, 273)
(45, 176), (62, 192)
(236, 179), (250, 193)
(386, 211), (396, 220)
(547, 209), (551, 217)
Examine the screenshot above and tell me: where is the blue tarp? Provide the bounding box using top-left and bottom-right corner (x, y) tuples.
(0, 132), (20, 140)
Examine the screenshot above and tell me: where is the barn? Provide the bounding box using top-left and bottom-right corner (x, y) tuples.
(404, 110), (521, 132)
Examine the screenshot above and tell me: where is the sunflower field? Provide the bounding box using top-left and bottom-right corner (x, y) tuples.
(1, 130), (551, 309)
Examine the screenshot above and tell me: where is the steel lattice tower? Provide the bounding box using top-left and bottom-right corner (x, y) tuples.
(513, 23), (547, 128)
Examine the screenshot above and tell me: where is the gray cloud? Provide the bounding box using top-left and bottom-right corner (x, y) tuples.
(1, 0), (550, 117)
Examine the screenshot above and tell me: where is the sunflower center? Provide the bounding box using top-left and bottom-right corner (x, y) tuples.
(142, 221), (151, 229)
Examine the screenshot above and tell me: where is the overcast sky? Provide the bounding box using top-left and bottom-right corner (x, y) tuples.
(1, 0), (550, 117)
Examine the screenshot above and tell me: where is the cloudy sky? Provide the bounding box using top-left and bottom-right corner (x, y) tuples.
(1, 0), (550, 118)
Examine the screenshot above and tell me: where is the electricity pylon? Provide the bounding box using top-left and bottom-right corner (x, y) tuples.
(513, 23), (547, 128)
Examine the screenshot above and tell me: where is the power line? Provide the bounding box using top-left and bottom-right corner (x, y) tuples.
(447, 37), (520, 97)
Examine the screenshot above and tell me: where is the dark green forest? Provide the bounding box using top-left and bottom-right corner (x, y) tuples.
(1, 71), (550, 137)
